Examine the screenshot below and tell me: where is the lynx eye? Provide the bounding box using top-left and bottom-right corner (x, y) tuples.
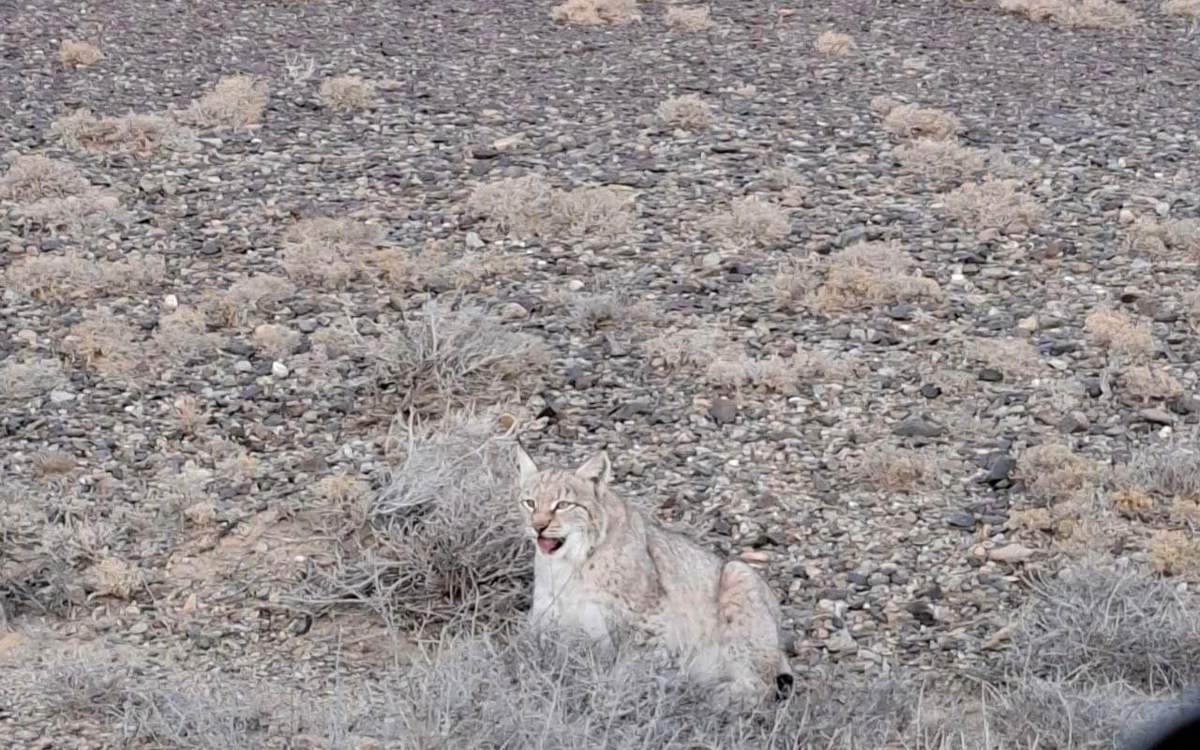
(555, 501), (575, 511)
(522, 498), (535, 510)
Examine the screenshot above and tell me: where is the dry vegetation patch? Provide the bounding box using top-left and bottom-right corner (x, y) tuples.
(943, 177), (1045, 234)
(551, 0), (641, 25)
(998, 0), (1139, 29)
(51, 108), (193, 156)
(1084, 307), (1154, 361)
(814, 31), (856, 57)
(185, 75), (267, 129)
(319, 75), (376, 112)
(656, 94), (714, 130)
(664, 5), (713, 31)
(57, 40), (103, 67)
(881, 104), (960, 141)
(467, 174), (635, 240)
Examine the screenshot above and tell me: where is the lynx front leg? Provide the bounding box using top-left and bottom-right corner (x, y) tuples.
(716, 561), (794, 703)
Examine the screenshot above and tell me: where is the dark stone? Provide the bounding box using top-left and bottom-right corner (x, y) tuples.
(920, 383), (942, 399)
(978, 368), (1003, 382)
(945, 512), (975, 529)
(894, 416), (946, 438)
(985, 455), (1015, 485)
(709, 398), (737, 425)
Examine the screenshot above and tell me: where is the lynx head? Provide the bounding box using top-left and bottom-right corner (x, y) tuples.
(515, 446), (611, 562)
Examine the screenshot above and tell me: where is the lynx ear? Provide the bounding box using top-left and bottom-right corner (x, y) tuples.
(576, 451), (612, 485)
(516, 444), (539, 486)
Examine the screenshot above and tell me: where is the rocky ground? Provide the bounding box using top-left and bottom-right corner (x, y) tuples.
(2, 0), (1200, 747)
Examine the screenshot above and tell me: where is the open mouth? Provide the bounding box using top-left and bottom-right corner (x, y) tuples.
(537, 536), (565, 555)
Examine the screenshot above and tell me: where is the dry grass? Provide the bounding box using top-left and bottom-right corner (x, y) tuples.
(857, 447), (936, 493)
(58, 40), (103, 67)
(702, 196), (791, 247)
(6, 251), (165, 302)
(51, 108), (193, 156)
(1016, 442), (1100, 504)
(1120, 365), (1183, 401)
(894, 139), (1015, 184)
(664, 5), (713, 31)
(0, 155), (89, 201)
(943, 178), (1045, 234)
(0, 358), (67, 402)
(999, 0), (1139, 29)
(373, 302), (549, 418)
(1084, 307), (1154, 361)
(881, 104), (961, 141)
(319, 75), (376, 112)
(797, 241), (943, 312)
(467, 174), (635, 240)
(185, 75), (267, 129)
(656, 94), (714, 130)
(280, 217), (386, 288)
(203, 274), (295, 327)
(814, 31), (856, 57)
(551, 0), (641, 25)
(1164, 0), (1200, 18)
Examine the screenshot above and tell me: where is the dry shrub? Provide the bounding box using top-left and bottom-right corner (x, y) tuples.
(858, 447), (935, 493)
(1084, 307), (1154, 361)
(0, 155), (89, 201)
(1164, 0), (1200, 18)
(551, 0), (641, 25)
(251, 323), (302, 359)
(802, 241), (942, 312)
(656, 93), (714, 131)
(999, 0), (1139, 29)
(6, 252), (164, 302)
(51, 108), (193, 156)
(374, 302), (549, 417)
(943, 178), (1045, 233)
(185, 75), (267, 129)
(0, 358), (67, 401)
(62, 313), (145, 378)
(814, 31), (855, 57)
(964, 337), (1041, 379)
(58, 40), (103, 67)
(893, 139), (1015, 184)
(702, 196), (790, 248)
(1121, 365), (1183, 401)
(1016, 443), (1099, 504)
(292, 411), (530, 628)
(704, 350), (842, 394)
(881, 104), (960, 141)
(319, 75), (376, 112)
(280, 217), (385, 288)
(664, 5), (713, 31)
(467, 174), (635, 240)
(1149, 531), (1200, 578)
(204, 274), (295, 327)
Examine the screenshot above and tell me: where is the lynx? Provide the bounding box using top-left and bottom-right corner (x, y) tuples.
(516, 446), (794, 705)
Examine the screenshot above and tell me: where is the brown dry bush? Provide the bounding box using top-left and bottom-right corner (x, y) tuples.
(467, 174), (635, 240)
(664, 5), (713, 31)
(702, 196), (790, 247)
(551, 0), (641, 25)
(0, 155), (89, 201)
(58, 40), (103, 67)
(801, 241), (943, 312)
(51, 108), (193, 156)
(893, 139), (1015, 184)
(0, 358), (67, 402)
(943, 178), (1044, 233)
(203, 273), (295, 327)
(656, 94), (714, 130)
(6, 252), (165, 302)
(185, 75), (267, 129)
(999, 0), (1139, 29)
(373, 302), (549, 417)
(814, 31), (856, 57)
(857, 447), (935, 493)
(319, 75), (376, 112)
(61, 313), (146, 379)
(881, 104), (960, 141)
(1015, 442), (1100, 504)
(1164, 0), (1200, 19)
(280, 217), (386, 288)
(1120, 365), (1183, 401)
(1084, 307), (1154, 361)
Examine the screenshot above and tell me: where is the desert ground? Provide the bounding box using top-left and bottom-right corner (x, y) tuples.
(2, 0), (1200, 747)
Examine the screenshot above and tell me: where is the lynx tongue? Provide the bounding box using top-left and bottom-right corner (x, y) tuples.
(537, 536), (564, 554)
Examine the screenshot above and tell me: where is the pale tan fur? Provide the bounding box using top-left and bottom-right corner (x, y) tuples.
(516, 447), (793, 705)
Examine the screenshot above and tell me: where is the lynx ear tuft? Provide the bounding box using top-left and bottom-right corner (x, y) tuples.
(575, 451), (612, 485)
(516, 444), (539, 486)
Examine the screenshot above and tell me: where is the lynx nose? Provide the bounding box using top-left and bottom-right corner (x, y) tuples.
(532, 514), (552, 533)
